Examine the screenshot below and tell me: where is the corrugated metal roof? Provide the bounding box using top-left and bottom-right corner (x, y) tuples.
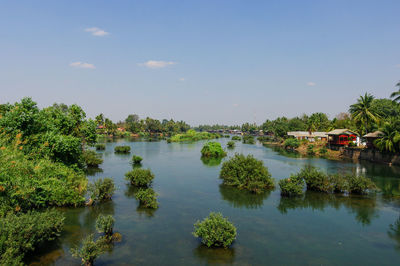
(363, 131), (384, 138)
(287, 131), (328, 137)
(327, 129), (358, 136)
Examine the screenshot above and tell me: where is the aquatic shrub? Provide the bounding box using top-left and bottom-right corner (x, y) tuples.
(279, 174), (304, 197)
(71, 234), (106, 266)
(132, 155), (143, 164)
(135, 188), (158, 209)
(87, 178), (116, 205)
(125, 168), (154, 187)
(242, 135), (255, 144)
(95, 214), (115, 240)
(114, 145), (131, 153)
(201, 156), (223, 167)
(224, 135), (230, 138)
(170, 129), (219, 142)
(83, 150), (103, 167)
(231, 136), (241, 141)
(219, 154), (275, 193)
(193, 212), (237, 248)
(297, 166), (332, 192)
(201, 142), (227, 158)
(283, 138), (300, 149)
(347, 174), (377, 194)
(227, 141), (235, 149)
(0, 209), (64, 265)
(95, 144), (105, 150)
(307, 144), (315, 155)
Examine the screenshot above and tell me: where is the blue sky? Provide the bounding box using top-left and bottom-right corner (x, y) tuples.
(1, 0), (399, 125)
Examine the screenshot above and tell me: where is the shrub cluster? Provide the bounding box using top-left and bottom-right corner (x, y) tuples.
(219, 154), (275, 193)
(135, 188), (158, 209)
(114, 145), (131, 153)
(95, 214), (115, 240)
(71, 234), (106, 266)
(307, 144), (315, 155)
(193, 212), (237, 248)
(87, 178), (116, 205)
(125, 168), (154, 187)
(283, 138), (300, 149)
(201, 142), (227, 158)
(227, 141), (235, 149)
(170, 129), (219, 142)
(231, 136), (241, 141)
(279, 175), (304, 197)
(242, 135), (255, 144)
(83, 150), (103, 167)
(295, 166), (377, 194)
(95, 144), (106, 150)
(132, 155), (143, 164)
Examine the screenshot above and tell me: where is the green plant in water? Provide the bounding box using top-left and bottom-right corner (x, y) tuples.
(242, 135), (255, 144)
(201, 142), (227, 158)
(125, 168), (154, 187)
(71, 234), (106, 266)
(135, 188), (158, 209)
(193, 212), (237, 248)
(114, 145), (131, 153)
(231, 136), (241, 141)
(279, 174), (304, 197)
(82, 150), (103, 167)
(87, 178), (116, 205)
(95, 214), (115, 239)
(347, 174), (377, 194)
(219, 153), (275, 193)
(227, 141), (235, 149)
(132, 155), (143, 164)
(95, 144), (105, 150)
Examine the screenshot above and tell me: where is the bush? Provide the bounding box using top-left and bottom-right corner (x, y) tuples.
(279, 175), (304, 197)
(296, 166), (331, 192)
(347, 174), (377, 194)
(114, 145), (131, 153)
(242, 135), (255, 144)
(87, 178), (116, 205)
(170, 129), (219, 142)
(219, 154), (275, 193)
(319, 146), (328, 155)
(227, 141), (235, 149)
(135, 188), (158, 209)
(71, 234), (106, 266)
(231, 136), (241, 141)
(224, 135), (230, 138)
(125, 168), (154, 187)
(283, 138), (300, 149)
(0, 209), (64, 265)
(201, 142), (227, 158)
(95, 144), (105, 150)
(83, 150), (103, 167)
(193, 212), (236, 248)
(95, 214), (115, 239)
(307, 144), (315, 155)
(132, 155), (143, 164)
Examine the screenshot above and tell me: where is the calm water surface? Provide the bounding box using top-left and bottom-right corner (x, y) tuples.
(31, 138), (400, 265)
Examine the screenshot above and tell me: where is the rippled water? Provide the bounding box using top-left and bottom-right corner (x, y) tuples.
(30, 138), (400, 265)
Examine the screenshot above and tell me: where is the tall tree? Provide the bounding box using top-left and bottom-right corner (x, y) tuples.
(390, 81), (400, 103)
(349, 93), (380, 134)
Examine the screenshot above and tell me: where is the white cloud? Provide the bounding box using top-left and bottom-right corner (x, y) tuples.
(139, 60), (176, 69)
(307, 82), (316, 86)
(179, 77), (185, 81)
(85, 27), (109, 37)
(69, 62), (95, 69)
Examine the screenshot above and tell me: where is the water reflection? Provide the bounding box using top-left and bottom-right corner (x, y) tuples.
(85, 166), (104, 177)
(264, 144), (302, 158)
(193, 244), (236, 265)
(201, 156), (223, 167)
(124, 184), (157, 218)
(219, 185), (271, 209)
(277, 191), (378, 225)
(388, 216), (400, 250)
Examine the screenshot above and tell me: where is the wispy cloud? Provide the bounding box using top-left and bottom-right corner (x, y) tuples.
(85, 27), (109, 37)
(69, 62), (95, 69)
(307, 82), (316, 86)
(139, 60), (176, 69)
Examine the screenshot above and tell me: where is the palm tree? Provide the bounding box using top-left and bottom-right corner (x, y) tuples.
(374, 122), (400, 153)
(390, 81), (400, 103)
(349, 93), (379, 134)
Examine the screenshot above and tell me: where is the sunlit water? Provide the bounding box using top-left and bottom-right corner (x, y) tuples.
(30, 138), (400, 265)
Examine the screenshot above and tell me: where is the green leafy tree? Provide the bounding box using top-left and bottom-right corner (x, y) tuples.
(390, 81), (400, 103)
(374, 122), (400, 153)
(349, 93), (380, 134)
(71, 234), (106, 266)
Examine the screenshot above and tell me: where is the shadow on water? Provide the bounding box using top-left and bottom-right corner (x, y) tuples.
(201, 156), (223, 167)
(85, 166), (104, 177)
(263, 144), (302, 158)
(219, 184), (271, 209)
(193, 244), (236, 265)
(388, 216), (400, 250)
(124, 184), (157, 218)
(277, 191), (378, 225)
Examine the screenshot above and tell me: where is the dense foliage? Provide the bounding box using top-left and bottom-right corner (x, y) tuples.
(114, 145), (131, 153)
(219, 154), (275, 193)
(0, 209), (64, 265)
(283, 138), (300, 149)
(242, 135), (255, 144)
(132, 155), (143, 164)
(231, 136), (241, 141)
(201, 142), (227, 158)
(135, 188), (158, 209)
(279, 175), (304, 197)
(193, 212), (237, 248)
(83, 150), (103, 167)
(125, 168), (154, 187)
(95, 214), (115, 239)
(71, 234), (106, 266)
(169, 129), (219, 142)
(227, 141), (235, 148)
(95, 144), (105, 150)
(87, 178), (116, 205)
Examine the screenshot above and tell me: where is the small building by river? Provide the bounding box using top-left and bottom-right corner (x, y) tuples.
(287, 131), (328, 141)
(327, 129), (359, 146)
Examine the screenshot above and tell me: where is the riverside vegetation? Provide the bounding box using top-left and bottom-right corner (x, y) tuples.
(201, 142), (227, 158)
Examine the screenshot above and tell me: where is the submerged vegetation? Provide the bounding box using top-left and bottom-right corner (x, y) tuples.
(201, 142), (227, 158)
(231, 136), (241, 141)
(114, 145), (131, 154)
(95, 144), (106, 150)
(279, 175), (305, 197)
(242, 135), (255, 144)
(87, 178), (116, 205)
(227, 141), (235, 149)
(83, 150), (103, 167)
(193, 212), (237, 248)
(135, 188), (158, 209)
(125, 168), (154, 187)
(132, 155), (143, 165)
(169, 129), (219, 142)
(71, 234), (106, 266)
(219, 154), (275, 193)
